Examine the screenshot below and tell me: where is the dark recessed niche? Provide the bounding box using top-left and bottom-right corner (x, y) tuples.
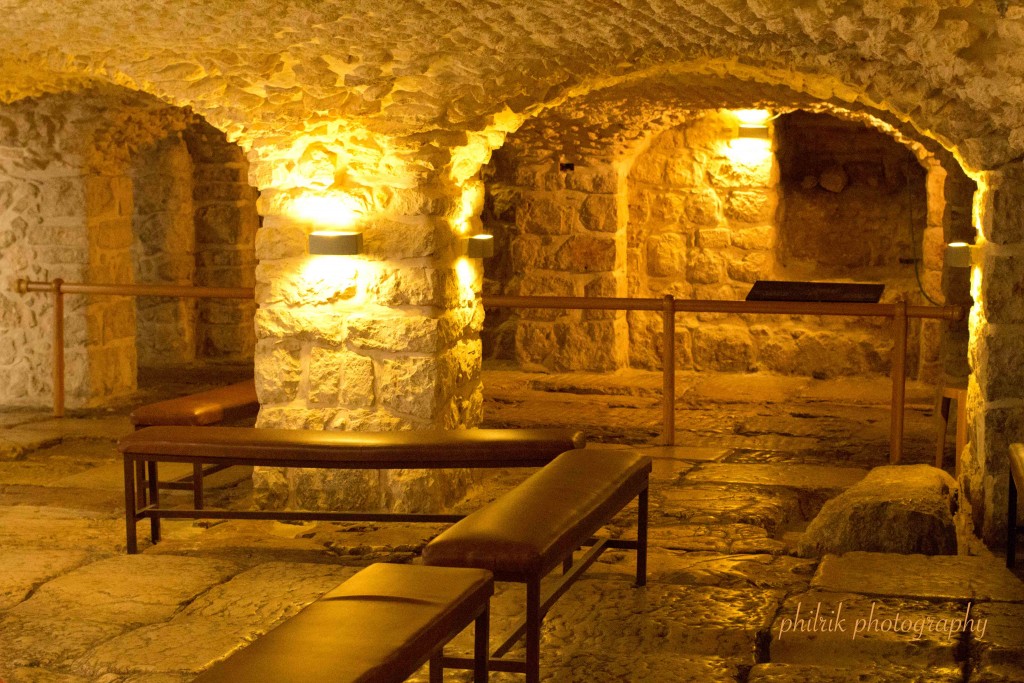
(559, 161), (575, 172)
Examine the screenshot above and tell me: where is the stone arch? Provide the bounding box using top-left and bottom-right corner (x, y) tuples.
(0, 83), (257, 408)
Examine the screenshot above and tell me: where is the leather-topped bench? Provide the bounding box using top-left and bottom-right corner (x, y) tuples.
(193, 563), (494, 683)
(422, 447), (652, 683)
(129, 379), (260, 509)
(119, 426), (586, 553)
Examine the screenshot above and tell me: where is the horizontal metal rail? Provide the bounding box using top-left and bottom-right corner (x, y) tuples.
(15, 278), (965, 462)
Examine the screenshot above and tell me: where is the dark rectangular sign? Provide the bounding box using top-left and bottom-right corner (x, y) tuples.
(745, 280), (885, 303)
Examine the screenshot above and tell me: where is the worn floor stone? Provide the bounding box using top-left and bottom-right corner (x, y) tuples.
(0, 549), (93, 610)
(970, 602), (1024, 681)
(2, 370), (1020, 681)
(770, 590), (966, 669)
(658, 483), (802, 534)
(78, 562), (359, 677)
(812, 552), (1024, 602)
(748, 662), (963, 682)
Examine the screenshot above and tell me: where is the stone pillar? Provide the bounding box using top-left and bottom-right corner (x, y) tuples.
(962, 162), (1024, 545)
(249, 144), (483, 511)
(132, 134), (196, 367)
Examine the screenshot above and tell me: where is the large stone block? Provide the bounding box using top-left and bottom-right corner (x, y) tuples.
(378, 356), (439, 419)
(579, 193), (619, 232)
(725, 190), (777, 223)
(979, 254), (1024, 324)
(551, 234), (617, 272)
(692, 325), (754, 372)
(348, 314), (443, 353)
(648, 232), (686, 277)
(254, 337), (302, 404)
(981, 165), (1024, 244)
(971, 323), (1024, 402)
(798, 465), (959, 557)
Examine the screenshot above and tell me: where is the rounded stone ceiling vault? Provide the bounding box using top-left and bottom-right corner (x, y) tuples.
(1, 0), (1022, 174)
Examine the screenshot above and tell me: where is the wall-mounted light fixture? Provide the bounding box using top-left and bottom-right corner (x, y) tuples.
(737, 125), (771, 140)
(309, 230), (363, 256)
(463, 234), (494, 258)
(945, 242), (973, 268)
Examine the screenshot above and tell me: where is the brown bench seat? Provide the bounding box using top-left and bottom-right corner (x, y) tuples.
(129, 379), (260, 507)
(119, 426), (586, 553)
(422, 448), (652, 683)
(129, 379), (259, 428)
(193, 563), (494, 683)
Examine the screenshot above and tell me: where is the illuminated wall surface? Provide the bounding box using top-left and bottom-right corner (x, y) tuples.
(0, 1), (1022, 535)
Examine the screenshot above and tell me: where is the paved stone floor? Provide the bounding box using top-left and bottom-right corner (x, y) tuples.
(1, 365), (1022, 682)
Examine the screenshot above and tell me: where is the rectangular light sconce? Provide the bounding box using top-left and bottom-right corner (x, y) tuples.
(737, 125), (770, 140)
(945, 242), (973, 268)
(463, 234), (494, 258)
(309, 230), (363, 255)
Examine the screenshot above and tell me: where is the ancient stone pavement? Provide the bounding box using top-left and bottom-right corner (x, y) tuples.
(0, 368), (1022, 682)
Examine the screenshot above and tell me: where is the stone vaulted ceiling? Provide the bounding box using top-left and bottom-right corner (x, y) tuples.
(0, 0), (1023, 174)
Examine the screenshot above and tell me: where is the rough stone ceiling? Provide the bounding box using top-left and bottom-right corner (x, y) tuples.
(0, 0), (1022, 171)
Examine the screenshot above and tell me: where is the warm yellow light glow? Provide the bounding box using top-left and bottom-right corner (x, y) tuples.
(289, 193), (363, 229)
(455, 182), (485, 235)
(726, 137), (772, 165)
(300, 255), (365, 304)
(733, 109), (772, 126)
(455, 257), (479, 288)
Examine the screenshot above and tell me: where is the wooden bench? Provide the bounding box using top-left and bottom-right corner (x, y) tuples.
(1008, 443), (1024, 569)
(119, 426), (586, 553)
(129, 379), (260, 507)
(422, 448), (652, 683)
(193, 563), (494, 683)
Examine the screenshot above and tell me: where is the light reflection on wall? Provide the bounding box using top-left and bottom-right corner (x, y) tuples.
(725, 108), (773, 166)
(288, 192), (364, 229)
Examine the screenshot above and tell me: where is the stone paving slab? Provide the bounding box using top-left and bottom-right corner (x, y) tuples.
(0, 431), (62, 461)
(658, 483), (802, 534)
(0, 484), (124, 514)
(688, 463), (868, 491)
(0, 506), (124, 551)
(770, 590), (966, 669)
(634, 444), (732, 462)
(0, 440), (120, 486)
(77, 562), (359, 678)
(24, 417), (132, 440)
(748, 662), (963, 682)
(594, 550), (817, 592)
(0, 668), (94, 683)
(970, 602), (1024, 680)
(0, 549), (94, 611)
(812, 552), (1024, 603)
(650, 522), (790, 555)
(420, 653), (741, 683)
(542, 579), (784, 664)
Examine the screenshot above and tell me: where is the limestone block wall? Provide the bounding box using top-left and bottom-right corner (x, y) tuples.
(185, 122), (257, 362)
(0, 97), (90, 405)
(482, 156), (628, 371)
(132, 134), (196, 367)
(627, 112), (782, 374)
(962, 162), (1024, 545)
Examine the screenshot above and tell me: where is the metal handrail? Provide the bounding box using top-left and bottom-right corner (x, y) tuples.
(14, 278), (965, 463)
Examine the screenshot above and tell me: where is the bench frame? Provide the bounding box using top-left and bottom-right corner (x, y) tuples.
(123, 455), (473, 553)
(431, 463), (650, 683)
(120, 426), (584, 554)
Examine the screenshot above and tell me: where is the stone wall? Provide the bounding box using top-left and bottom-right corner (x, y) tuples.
(962, 162), (1024, 545)
(132, 134), (196, 367)
(486, 109), (942, 380)
(627, 111), (781, 374)
(185, 121), (257, 363)
(0, 86), (257, 409)
(481, 154), (628, 371)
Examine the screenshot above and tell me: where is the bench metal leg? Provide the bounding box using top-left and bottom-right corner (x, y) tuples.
(526, 579), (541, 683)
(474, 606), (490, 683)
(637, 485), (648, 587)
(193, 463), (205, 510)
(135, 460), (148, 507)
(429, 651), (443, 683)
(1009, 474), (1018, 569)
(147, 460), (161, 543)
(124, 458), (138, 554)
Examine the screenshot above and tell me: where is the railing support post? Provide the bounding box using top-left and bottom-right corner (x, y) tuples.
(889, 298), (908, 464)
(52, 278), (65, 418)
(661, 294), (675, 446)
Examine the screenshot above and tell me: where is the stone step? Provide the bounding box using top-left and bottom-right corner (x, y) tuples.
(811, 552), (1024, 603)
(748, 662), (962, 682)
